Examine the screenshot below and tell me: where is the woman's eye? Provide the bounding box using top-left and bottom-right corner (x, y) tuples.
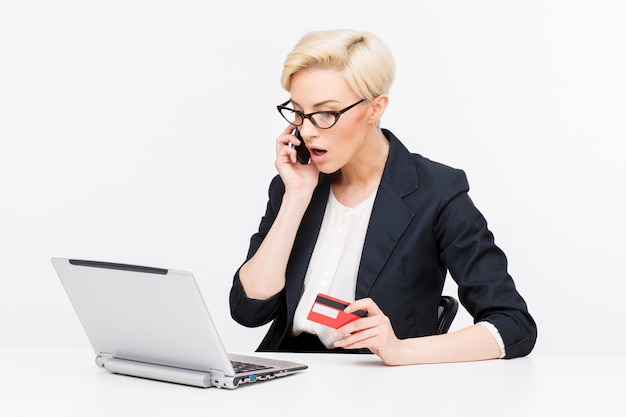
(317, 112), (334, 121)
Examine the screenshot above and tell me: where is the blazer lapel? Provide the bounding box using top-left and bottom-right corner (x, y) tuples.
(284, 174), (332, 317)
(356, 130), (418, 298)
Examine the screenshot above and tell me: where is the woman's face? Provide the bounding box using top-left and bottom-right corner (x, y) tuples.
(288, 69), (370, 174)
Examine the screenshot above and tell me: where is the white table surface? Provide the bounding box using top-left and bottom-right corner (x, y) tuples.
(1, 346), (623, 416)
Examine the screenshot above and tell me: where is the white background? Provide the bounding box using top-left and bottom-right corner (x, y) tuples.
(1, 1), (624, 357)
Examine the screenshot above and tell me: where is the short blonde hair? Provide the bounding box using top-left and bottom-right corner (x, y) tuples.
(280, 29), (395, 100)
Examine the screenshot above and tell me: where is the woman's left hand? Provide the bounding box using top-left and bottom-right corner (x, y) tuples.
(332, 298), (406, 365)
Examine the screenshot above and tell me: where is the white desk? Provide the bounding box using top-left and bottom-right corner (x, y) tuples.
(1, 346), (623, 416)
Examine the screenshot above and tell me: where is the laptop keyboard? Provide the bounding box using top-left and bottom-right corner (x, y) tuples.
(231, 360), (272, 374)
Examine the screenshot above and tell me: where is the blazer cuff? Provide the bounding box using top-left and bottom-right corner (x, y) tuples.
(230, 273), (283, 327)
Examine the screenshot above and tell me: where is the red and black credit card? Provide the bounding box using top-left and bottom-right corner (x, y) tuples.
(306, 293), (367, 329)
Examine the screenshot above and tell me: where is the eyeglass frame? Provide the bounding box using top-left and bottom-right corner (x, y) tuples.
(276, 98), (366, 129)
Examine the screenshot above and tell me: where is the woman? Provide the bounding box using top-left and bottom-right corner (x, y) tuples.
(230, 29), (537, 365)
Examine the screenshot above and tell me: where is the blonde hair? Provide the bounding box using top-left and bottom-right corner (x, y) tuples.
(280, 29), (395, 100)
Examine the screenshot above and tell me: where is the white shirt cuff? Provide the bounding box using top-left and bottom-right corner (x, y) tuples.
(478, 321), (506, 358)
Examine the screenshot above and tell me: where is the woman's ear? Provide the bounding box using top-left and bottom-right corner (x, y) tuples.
(368, 94), (389, 124)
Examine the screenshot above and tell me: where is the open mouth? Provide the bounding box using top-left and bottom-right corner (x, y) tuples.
(310, 147), (327, 156)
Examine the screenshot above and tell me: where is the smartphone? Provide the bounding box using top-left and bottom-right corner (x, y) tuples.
(291, 129), (310, 164)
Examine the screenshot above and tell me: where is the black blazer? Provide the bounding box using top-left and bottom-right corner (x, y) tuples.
(230, 129), (537, 358)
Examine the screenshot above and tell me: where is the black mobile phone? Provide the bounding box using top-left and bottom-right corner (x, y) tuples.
(292, 129), (311, 164)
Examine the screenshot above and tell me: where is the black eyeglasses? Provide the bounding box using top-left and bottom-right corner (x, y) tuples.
(276, 99), (365, 129)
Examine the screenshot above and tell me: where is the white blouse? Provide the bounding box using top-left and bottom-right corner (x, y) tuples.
(292, 189), (377, 348)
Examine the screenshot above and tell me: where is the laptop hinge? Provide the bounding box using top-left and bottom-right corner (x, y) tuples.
(98, 356), (213, 388)
(210, 369), (241, 389)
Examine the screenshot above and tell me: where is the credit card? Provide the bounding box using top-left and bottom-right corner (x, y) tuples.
(306, 293), (367, 328)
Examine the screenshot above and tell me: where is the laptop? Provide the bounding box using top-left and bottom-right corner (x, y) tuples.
(51, 257), (307, 389)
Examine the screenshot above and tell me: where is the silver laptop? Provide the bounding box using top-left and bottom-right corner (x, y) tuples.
(51, 257), (307, 389)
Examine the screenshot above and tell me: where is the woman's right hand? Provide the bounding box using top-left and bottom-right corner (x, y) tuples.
(275, 124), (320, 196)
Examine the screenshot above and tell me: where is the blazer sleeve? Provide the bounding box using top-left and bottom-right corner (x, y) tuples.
(434, 170), (537, 358)
(229, 175), (286, 328)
